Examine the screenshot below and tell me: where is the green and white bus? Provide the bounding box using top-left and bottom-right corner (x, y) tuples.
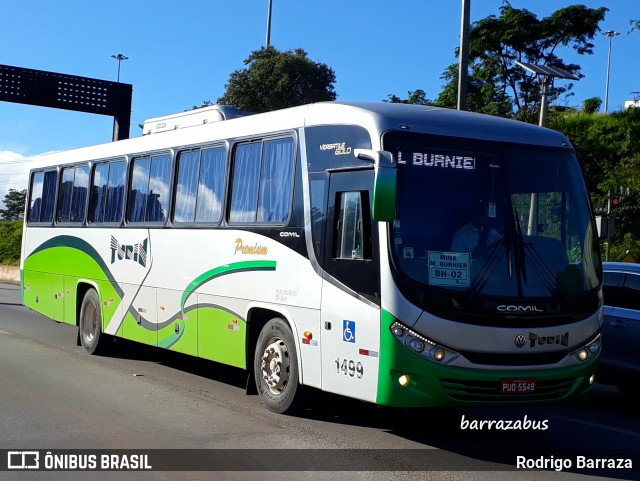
(21, 102), (603, 413)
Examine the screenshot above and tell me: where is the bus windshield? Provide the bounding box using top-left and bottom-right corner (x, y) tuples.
(384, 131), (601, 313)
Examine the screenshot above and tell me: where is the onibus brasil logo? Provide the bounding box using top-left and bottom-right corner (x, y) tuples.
(110, 236), (148, 267)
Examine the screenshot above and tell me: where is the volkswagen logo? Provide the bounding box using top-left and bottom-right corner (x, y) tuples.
(515, 334), (526, 348)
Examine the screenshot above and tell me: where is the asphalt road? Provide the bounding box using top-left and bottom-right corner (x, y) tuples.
(0, 283), (638, 481)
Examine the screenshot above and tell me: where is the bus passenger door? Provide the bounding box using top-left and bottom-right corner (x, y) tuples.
(320, 169), (381, 403)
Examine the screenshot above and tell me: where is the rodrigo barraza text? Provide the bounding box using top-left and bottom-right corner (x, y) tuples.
(516, 456), (632, 472)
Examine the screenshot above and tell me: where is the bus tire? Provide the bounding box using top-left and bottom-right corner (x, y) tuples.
(254, 318), (299, 413)
(79, 288), (105, 355)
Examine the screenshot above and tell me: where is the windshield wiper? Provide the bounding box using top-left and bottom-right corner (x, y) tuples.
(523, 242), (576, 308)
(499, 161), (526, 295)
(462, 240), (505, 307)
(511, 203), (574, 308)
(512, 206), (527, 287)
(503, 209), (514, 280)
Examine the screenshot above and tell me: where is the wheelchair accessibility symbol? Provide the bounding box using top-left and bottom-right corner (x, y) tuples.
(343, 320), (356, 343)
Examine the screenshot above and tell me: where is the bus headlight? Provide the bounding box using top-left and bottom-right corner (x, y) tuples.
(390, 321), (460, 365)
(569, 334), (601, 363)
(409, 339), (425, 353)
(392, 325), (405, 337)
(433, 348), (446, 362)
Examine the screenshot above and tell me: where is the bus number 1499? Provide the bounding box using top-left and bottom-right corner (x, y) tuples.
(335, 358), (364, 379)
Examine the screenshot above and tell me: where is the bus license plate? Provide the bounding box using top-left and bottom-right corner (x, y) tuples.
(500, 378), (537, 394)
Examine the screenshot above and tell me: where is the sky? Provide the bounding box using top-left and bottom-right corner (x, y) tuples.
(0, 0), (638, 205)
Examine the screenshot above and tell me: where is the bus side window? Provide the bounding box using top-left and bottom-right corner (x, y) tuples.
(40, 171), (57, 223)
(56, 167), (75, 223)
(90, 160), (125, 224)
(195, 146), (226, 223)
(128, 157), (150, 223)
(147, 154), (171, 223)
(333, 191), (371, 261)
(105, 161), (126, 223)
(174, 150), (200, 223)
(174, 146), (227, 224)
(56, 166), (89, 224)
(257, 137), (294, 223)
(28, 172), (45, 223)
(127, 154), (171, 224)
(229, 137), (294, 225)
(69, 166), (89, 223)
(229, 142), (261, 223)
(89, 163), (110, 223)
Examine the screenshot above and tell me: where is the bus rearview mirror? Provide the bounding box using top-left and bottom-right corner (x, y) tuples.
(354, 149), (397, 222)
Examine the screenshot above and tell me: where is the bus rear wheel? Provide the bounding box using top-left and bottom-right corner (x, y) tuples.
(254, 318), (299, 413)
(79, 288), (105, 355)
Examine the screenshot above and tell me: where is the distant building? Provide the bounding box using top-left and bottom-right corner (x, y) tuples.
(624, 99), (640, 110)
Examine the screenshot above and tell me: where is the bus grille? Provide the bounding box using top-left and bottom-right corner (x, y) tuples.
(459, 350), (567, 366)
(440, 378), (575, 402)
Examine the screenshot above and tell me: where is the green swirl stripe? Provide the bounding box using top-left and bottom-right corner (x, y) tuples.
(180, 260), (277, 314)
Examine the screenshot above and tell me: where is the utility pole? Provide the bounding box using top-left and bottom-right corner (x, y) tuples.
(457, 0), (470, 111)
(266, 0), (273, 48)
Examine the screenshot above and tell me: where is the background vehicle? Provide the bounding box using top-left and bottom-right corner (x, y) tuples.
(600, 261), (640, 396)
(21, 102), (602, 413)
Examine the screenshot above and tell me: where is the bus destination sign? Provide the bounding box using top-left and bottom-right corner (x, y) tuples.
(428, 251), (470, 287)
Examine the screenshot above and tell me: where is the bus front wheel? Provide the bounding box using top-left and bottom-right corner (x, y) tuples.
(254, 318), (299, 413)
(79, 288), (105, 355)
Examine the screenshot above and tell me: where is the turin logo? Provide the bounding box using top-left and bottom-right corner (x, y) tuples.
(110, 236), (148, 267)
(515, 331), (569, 348)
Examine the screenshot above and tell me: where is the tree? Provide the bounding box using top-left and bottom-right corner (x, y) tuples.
(0, 189), (26, 221)
(217, 47), (336, 113)
(0, 221), (22, 265)
(436, 3), (607, 119)
(582, 97), (602, 114)
(551, 108), (640, 259)
(433, 64), (513, 117)
(189, 100), (213, 110)
(385, 89), (432, 105)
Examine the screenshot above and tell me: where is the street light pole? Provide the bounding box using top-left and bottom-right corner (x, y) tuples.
(111, 53), (129, 83)
(457, 0), (470, 111)
(537, 75), (549, 127)
(110, 53), (129, 142)
(603, 30), (619, 113)
(266, 0), (273, 48)
(516, 61), (578, 235)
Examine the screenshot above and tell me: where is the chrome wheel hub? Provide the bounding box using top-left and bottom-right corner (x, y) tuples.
(260, 338), (290, 395)
(83, 303), (97, 343)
